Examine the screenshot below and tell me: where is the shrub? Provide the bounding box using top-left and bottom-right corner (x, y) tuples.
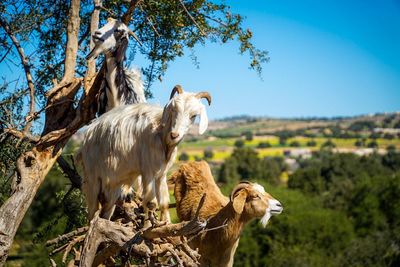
(290, 141), (301, 147)
(306, 140), (317, 147)
(257, 141), (271, 148)
(178, 152), (189, 161)
(234, 139), (245, 148)
(203, 148), (214, 159)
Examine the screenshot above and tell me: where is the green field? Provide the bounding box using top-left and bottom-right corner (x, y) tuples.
(178, 136), (400, 162)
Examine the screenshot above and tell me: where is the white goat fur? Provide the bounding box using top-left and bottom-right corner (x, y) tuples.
(78, 89), (211, 223)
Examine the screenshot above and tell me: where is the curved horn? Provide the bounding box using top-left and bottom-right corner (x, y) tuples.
(170, 85), (184, 100)
(128, 29), (143, 46)
(230, 181), (251, 202)
(196, 92), (211, 105)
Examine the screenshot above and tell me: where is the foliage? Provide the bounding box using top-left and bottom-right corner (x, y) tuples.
(234, 139), (244, 148)
(218, 147), (283, 185)
(286, 152), (400, 265)
(242, 131), (253, 141)
(306, 139), (317, 147)
(257, 141), (271, 148)
(178, 152), (189, 161)
(321, 139), (336, 149)
(203, 147), (214, 159)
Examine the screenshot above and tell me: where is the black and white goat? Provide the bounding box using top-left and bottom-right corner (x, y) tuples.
(87, 18), (146, 114)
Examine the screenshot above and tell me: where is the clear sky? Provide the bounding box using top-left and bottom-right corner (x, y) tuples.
(1, 1), (399, 120)
(143, 0), (400, 119)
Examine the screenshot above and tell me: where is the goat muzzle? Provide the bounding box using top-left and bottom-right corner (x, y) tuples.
(196, 92), (212, 105)
(170, 132), (180, 140)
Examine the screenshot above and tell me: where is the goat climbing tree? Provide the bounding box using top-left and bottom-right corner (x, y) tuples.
(0, 0), (268, 265)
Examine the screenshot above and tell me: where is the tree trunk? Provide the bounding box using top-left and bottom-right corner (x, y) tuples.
(0, 147), (61, 265)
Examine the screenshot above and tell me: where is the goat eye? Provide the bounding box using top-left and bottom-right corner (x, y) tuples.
(252, 195), (261, 200)
(190, 115), (196, 120)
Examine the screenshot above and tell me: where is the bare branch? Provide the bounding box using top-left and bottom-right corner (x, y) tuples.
(60, 0), (81, 84)
(0, 17), (36, 134)
(4, 128), (39, 143)
(46, 226), (89, 247)
(86, 0), (102, 79)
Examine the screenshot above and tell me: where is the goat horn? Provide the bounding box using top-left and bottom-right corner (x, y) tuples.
(230, 181), (251, 202)
(170, 85), (184, 99)
(196, 92), (211, 105)
(128, 29), (143, 46)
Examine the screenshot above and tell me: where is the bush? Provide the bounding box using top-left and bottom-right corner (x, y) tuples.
(234, 139), (245, 148)
(367, 140), (378, 148)
(257, 141), (271, 148)
(289, 141), (300, 147)
(355, 139), (365, 147)
(178, 152), (189, 161)
(203, 148), (214, 159)
(306, 140), (317, 147)
(279, 136), (286, 146)
(321, 139), (336, 149)
(243, 131), (253, 141)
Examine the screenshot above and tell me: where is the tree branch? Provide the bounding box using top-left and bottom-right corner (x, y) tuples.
(60, 0), (81, 84)
(121, 0), (142, 25)
(177, 0), (206, 36)
(57, 155), (82, 189)
(86, 0), (101, 79)
(0, 17), (36, 134)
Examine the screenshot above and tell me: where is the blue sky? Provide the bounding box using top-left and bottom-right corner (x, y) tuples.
(1, 1), (399, 120)
(144, 0), (400, 119)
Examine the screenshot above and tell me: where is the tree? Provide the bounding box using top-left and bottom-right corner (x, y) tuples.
(321, 139), (336, 149)
(367, 140), (378, 148)
(178, 152), (190, 161)
(203, 147), (214, 159)
(289, 140), (300, 147)
(0, 0), (269, 264)
(257, 141), (271, 148)
(306, 140), (317, 147)
(243, 130), (253, 141)
(234, 139), (245, 148)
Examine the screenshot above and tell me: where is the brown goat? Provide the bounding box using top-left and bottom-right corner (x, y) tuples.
(172, 161), (283, 267)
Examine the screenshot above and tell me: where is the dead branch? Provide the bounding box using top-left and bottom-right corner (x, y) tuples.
(46, 195), (206, 266)
(46, 226), (89, 247)
(86, 0), (102, 80)
(0, 17), (36, 134)
(3, 128), (39, 143)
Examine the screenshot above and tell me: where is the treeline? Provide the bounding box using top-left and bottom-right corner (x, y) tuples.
(217, 148), (400, 266)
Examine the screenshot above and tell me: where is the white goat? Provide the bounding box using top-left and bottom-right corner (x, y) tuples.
(172, 161), (283, 267)
(87, 18), (146, 115)
(77, 86), (211, 224)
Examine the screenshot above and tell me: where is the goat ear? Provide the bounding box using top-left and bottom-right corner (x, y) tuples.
(232, 189), (247, 214)
(198, 105), (208, 135)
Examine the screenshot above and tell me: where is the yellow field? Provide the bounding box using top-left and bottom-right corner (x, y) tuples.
(176, 136), (400, 162)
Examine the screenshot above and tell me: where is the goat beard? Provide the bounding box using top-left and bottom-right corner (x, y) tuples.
(260, 207), (272, 227)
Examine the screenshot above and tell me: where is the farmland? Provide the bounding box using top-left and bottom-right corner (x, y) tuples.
(178, 112), (400, 162)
